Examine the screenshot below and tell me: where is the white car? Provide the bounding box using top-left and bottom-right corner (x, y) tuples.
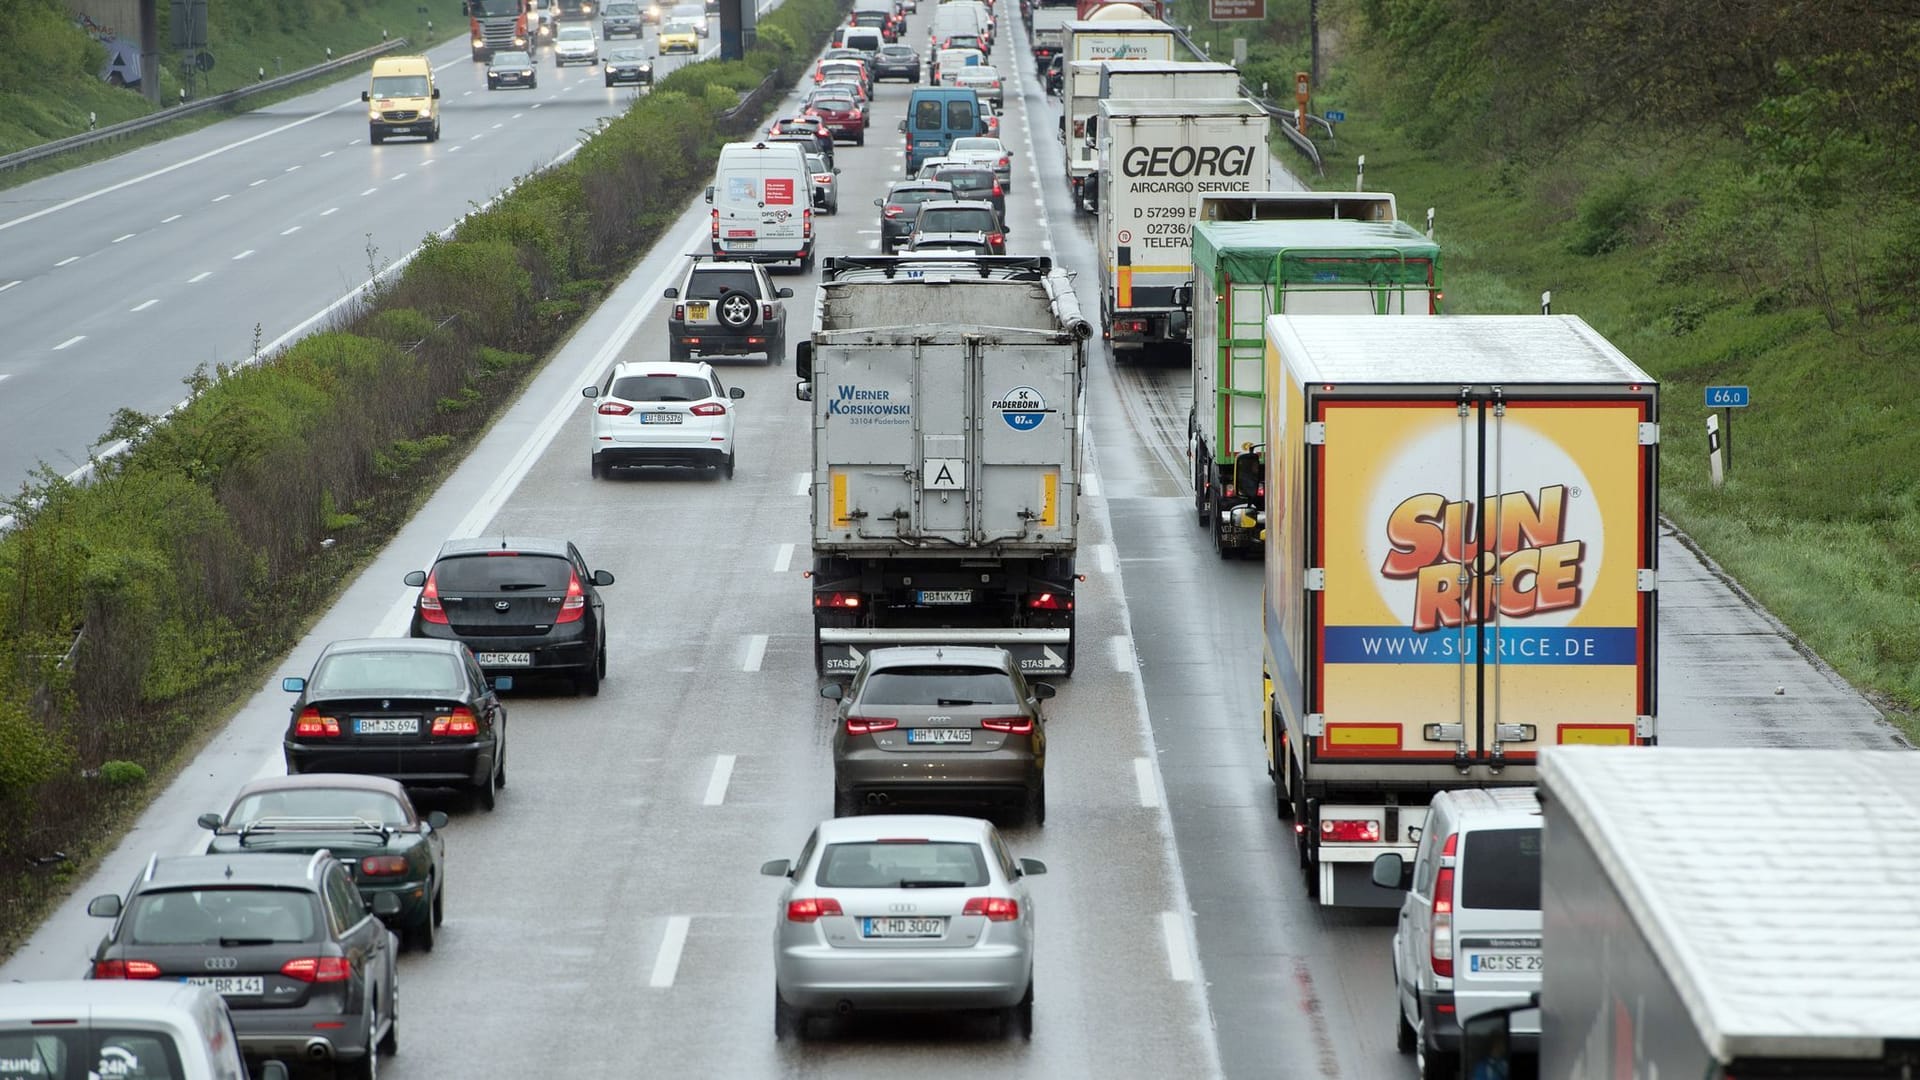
(582, 360), (744, 478)
(947, 135), (1012, 188)
(951, 64), (1003, 108)
(553, 24), (600, 65)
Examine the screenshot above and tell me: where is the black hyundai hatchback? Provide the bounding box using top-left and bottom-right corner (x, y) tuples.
(403, 536), (614, 695)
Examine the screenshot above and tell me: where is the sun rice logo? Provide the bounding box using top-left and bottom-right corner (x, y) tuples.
(1381, 485), (1586, 633)
(1120, 144), (1258, 178)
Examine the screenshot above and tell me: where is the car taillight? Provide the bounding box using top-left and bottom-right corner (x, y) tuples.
(980, 715), (1034, 735)
(554, 569), (587, 623)
(1320, 818), (1381, 843)
(1257, 482), (1265, 497)
(763, 302), (777, 321)
(1028, 591), (1068, 610)
(992, 183), (1003, 196)
(998, 155), (1009, 167)
(710, 208), (719, 241)
(598, 400), (634, 415)
(431, 707), (479, 737)
(962, 896), (1019, 921)
(815, 591), (861, 609)
(418, 570), (448, 624)
(295, 708), (341, 737)
(690, 402), (727, 417)
(884, 205), (904, 218)
(803, 208), (813, 237)
(281, 957), (353, 983)
(1224, 484), (1236, 498)
(846, 715), (899, 735)
(1431, 833), (1458, 977)
(786, 898), (844, 923)
(814, 174), (832, 184)
(672, 302), (686, 320)
(988, 233), (1004, 247)
(360, 855), (409, 877)
(93, 959), (161, 979)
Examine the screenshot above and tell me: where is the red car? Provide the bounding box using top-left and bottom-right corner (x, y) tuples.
(805, 96), (866, 145)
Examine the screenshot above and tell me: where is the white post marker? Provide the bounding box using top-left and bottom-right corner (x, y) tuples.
(1707, 413), (1724, 489)
(649, 916), (691, 988)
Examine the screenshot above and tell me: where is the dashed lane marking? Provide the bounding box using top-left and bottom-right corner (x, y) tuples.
(742, 633), (768, 672)
(649, 916), (691, 988)
(130, 299), (158, 312)
(702, 754), (736, 806)
(1161, 911), (1195, 982)
(774, 543), (794, 573)
(187, 272), (212, 283)
(161, 214), (182, 223)
(54, 256), (79, 267)
(53, 336), (84, 351)
(232, 249), (254, 261)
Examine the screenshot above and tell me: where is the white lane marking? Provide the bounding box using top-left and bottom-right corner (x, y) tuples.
(346, 139), (360, 146)
(450, 145), (464, 152)
(1135, 757), (1161, 807)
(531, 102), (543, 109)
(1161, 911), (1194, 982)
(130, 299), (159, 312)
(702, 754), (737, 806)
(463, 89), (474, 97)
(1097, 543), (1115, 573)
(649, 916), (691, 988)
(512, 112), (524, 119)
(285, 165), (301, 173)
(392, 172), (408, 181)
(794, 471), (811, 496)
(0, 374), (9, 383)
(0, 97), (364, 234)
(161, 214), (182, 223)
(469, 133), (485, 141)
(55, 256), (79, 267)
(422, 159), (436, 167)
(773, 543), (794, 573)
(53, 336), (84, 351)
(742, 633), (768, 672)
(232, 250), (255, 261)
(1083, 470), (1101, 497)
(248, 179), (268, 187)
(281, 226), (302, 236)
(0, 280), (17, 292)
(321, 207), (340, 216)
(360, 187), (378, 196)
(212, 193), (231, 202)
(187, 271), (212, 283)
(1112, 634), (1136, 673)
(492, 122), (505, 129)
(321, 150), (336, 158)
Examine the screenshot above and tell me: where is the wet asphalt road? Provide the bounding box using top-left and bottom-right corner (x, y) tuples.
(1, 6), (1907, 1079)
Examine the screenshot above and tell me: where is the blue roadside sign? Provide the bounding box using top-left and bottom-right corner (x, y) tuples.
(1705, 385), (1750, 408)
(1324, 110), (1345, 122)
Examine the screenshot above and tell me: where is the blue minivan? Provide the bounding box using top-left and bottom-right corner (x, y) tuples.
(901, 86), (984, 172)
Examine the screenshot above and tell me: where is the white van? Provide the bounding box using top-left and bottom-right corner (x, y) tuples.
(707, 141), (814, 269)
(934, 46), (984, 84)
(0, 981), (290, 1080)
(837, 26), (884, 56)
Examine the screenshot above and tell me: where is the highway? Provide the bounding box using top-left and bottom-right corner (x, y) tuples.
(0, 3), (1906, 1078)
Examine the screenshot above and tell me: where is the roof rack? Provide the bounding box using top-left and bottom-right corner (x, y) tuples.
(823, 254), (1053, 282)
(236, 817), (393, 845)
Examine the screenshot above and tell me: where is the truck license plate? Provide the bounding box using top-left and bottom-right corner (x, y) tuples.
(354, 716), (418, 735)
(1470, 953), (1542, 974)
(915, 589), (973, 605)
(862, 917), (946, 938)
(907, 728), (973, 744)
(185, 976), (265, 996)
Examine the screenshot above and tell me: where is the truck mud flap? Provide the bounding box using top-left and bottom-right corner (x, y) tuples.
(818, 627), (1071, 676)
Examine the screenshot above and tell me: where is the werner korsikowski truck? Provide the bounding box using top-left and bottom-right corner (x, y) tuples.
(1260, 315), (1659, 907)
(794, 256), (1094, 677)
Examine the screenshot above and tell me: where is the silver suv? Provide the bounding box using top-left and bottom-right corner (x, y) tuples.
(1373, 787), (1542, 1080)
(663, 258), (793, 363)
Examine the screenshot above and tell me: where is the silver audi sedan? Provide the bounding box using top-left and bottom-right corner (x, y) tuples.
(761, 815), (1047, 1039)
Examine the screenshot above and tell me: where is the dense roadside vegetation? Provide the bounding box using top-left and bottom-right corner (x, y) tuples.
(0, 0), (457, 156)
(1257, 0), (1920, 733)
(0, 0), (848, 957)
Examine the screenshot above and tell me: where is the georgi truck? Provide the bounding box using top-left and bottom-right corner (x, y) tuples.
(1189, 198), (1440, 558)
(1095, 98), (1270, 352)
(1534, 746), (1920, 1078)
(795, 256), (1094, 677)
(1261, 315), (1658, 907)
(1072, 60), (1243, 213)
(1059, 18), (1174, 207)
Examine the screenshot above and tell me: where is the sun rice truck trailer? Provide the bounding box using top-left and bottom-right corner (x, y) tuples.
(1537, 746), (1920, 1078)
(795, 255), (1094, 677)
(1095, 98), (1271, 353)
(1261, 315), (1659, 907)
(1190, 213), (1440, 559)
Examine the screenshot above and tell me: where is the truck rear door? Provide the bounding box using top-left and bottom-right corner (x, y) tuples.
(977, 338), (1076, 545)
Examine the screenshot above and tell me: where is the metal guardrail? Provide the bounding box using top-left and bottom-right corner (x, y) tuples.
(1166, 23), (1324, 177)
(718, 69), (784, 126)
(0, 38), (409, 174)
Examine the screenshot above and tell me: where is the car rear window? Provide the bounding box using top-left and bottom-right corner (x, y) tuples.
(610, 374), (717, 402)
(431, 553), (571, 591)
(891, 187), (951, 206)
(952, 137), (997, 153)
(859, 665), (1019, 705)
(881, 46), (913, 58)
(492, 51), (531, 66)
(229, 788), (410, 827)
(918, 207), (997, 233)
(0, 1030), (186, 1080)
(946, 100), (976, 129)
(1458, 827), (1542, 910)
(816, 841), (990, 888)
(814, 97), (854, 111)
(311, 650), (465, 695)
(912, 99), (944, 131)
(686, 269), (760, 299)
(127, 888), (320, 946)
(934, 168), (994, 193)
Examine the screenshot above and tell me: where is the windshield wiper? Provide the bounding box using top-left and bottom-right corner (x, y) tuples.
(898, 880), (970, 889)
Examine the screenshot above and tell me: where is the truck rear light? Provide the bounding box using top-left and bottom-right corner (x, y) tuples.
(690, 402), (727, 417)
(597, 401), (634, 415)
(980, 715), (1034, 735)
(1257, 482), (1265, 497)
(816, 591), (862, 609)
(1431, 864), (1455, 977)
(962, 896), (1019, 921)
(1027, 591), (1069, 610)
(804, 208), (814, 237)
(295, 708), (341, 737)
(281, 957), (352, 983)
(430, 708), (479, 737)
(846, 715), (898, 735)
(418, 570), (448, 624)
(1320, 818), (1381, 843)
(1223, 484), (1235, 498)
(360, 855), (409, 877)
(555, 569), (587, 623)
(786, 897), (844, 922)
(93, 959), (161, 979)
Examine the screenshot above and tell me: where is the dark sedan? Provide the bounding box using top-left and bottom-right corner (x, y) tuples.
(931, 164), (1005, 221)
(199, 774), (450, 951)
(875, 179), (955, 253)
(911, 199), (1007, 254)
(403, 535), (614, 695)
(872, 43), (922, 82)
(486, 49), (537, 90)
(603, 45), (653, 86)
(282, 638), (510, 811)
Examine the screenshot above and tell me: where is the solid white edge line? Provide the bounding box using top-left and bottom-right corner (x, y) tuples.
(1135, 757), (1161, 808)
(1083, 470), (1101, 498)
(794, 471), (810, 496)
(649, 916), (691, 988)
(1160, 911), (1194, 982)
(702, 754), (736, 806)
(773, 542), (794, 573)
(281, 226), (302, 236)
(1097, 543), (1115, 573)
(742, 633), (768, 672)
(1111, 634), (1134, 673)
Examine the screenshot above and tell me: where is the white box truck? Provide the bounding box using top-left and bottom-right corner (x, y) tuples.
(1071, 60), (1244, 213)
(795, 256), (1095, 677)
(1095, 98), (1270, 353)
(1527, 746), (1920, 1079)
(1260, 315), (1660, 907)
(1058, 19), (1173, 207)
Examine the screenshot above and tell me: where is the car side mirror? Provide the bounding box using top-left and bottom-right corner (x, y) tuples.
(1370, 852), (1408, 890)
(760, 858), (793, 878)
(1028, 681), (1056, 701)
(197, 812), (224, 831)
(776, 287), (794, 298)
(403, 570), (427, 587)
(1016, 857), (1047, 878)
(897, 119), (907, 133)
(663, 287), (679, 299)
(582, 385), (600, 399)
(87, 894), (122, 918)
(794, 339), (814, 381)
(370, 892), (404, 918)
(795, 383), (812, 402)
(427, 810), (450, 830)
(281, 676), (306, 693)
(258, 1062), (291, 1080)
(592, 569), (616, 586)
(819, 684), (844, 700)
(874, 197), (884, 207)
(704, 185), (714, 203)
(431, 87), (441, 98)
(493, 675), (514, 692)
(729, 386), (746, 400)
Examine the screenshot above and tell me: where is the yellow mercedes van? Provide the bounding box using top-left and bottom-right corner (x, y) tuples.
(363, 55), (441, 145)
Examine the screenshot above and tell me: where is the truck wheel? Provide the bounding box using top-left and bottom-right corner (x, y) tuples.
(1417, 1043), (1456, 1080)
(1272, 727), (1293, 821)
(1208, 491), (1231, 560)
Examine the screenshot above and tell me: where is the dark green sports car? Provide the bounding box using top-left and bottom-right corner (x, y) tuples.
(199, 773), (449, 952)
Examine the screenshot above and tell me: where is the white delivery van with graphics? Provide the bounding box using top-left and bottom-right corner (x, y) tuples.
(708, 142), (815, 269)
